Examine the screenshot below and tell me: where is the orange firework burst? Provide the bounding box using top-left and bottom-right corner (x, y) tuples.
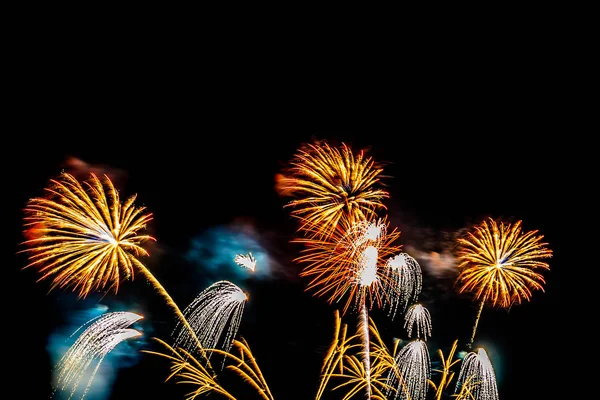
(276, 141), (389, 238)
(456, 218), (552, 308)
(295, 217), (402, 315)
(20, 172), (155, 298)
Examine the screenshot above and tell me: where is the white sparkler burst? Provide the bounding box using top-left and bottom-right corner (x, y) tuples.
(384, 253), (423, 319)
(387, 339), (431, 400)
(173, 280), (247, 356)
(403, 304), (432, 341)
(53, 311), (143, 400)
(363, 220), (385, 242)
(234, 252), (256, 271)
(357, 245), (379, 287)
(455, 347), (499, 400)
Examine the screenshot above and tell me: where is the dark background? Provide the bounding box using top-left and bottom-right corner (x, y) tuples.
(6, 37), (569, 399)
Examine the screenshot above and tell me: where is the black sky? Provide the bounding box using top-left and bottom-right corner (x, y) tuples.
(6, 46), (569, 399)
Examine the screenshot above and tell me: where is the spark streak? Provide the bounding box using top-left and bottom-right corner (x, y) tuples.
(403, 304), (432, 341)
(53, 311), (143, 400)
(173, 281), (247, 357)
(455, 348), (498, 400)
(234, 252), (256, 271)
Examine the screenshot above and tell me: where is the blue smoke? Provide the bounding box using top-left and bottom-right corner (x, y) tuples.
(185, 223), (278, 283)
(47, 296), (148, 400)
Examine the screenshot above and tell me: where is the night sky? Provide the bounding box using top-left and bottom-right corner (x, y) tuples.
(8, 77), (565, 400)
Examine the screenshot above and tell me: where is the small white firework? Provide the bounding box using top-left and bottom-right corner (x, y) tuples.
(404, 304), (432, 340)
(387, 339), (431, 400)
(234, 252), (256, 271)
(384, 253), (423, 319)
(455, 347), (499, 400)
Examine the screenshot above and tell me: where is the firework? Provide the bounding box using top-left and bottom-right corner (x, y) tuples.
(234, 252), (256, 271)
(54, 311), (143, 400)
(455, 348), (498, 400)
(20, 173), (205, 357)
(173, 281), (247, 357)
(295, 218), (402, 315)
(384, 253), (423, 319)
(386, 339), (431, 400)
(276, 140), (389, 238)
(428, 340), (461, 400)
(404, 304), (432, 341)
(321, 312), (396, 400)
(457, 218), (552, 345)
(209, 338), (275, 400)
(143, 338), (236, 400)
(21, 172), (154, 297)
(316, 310), (350, 400)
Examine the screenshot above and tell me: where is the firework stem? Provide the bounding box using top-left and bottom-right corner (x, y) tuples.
(468, 300), (485, 348)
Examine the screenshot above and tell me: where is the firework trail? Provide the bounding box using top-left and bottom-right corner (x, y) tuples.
(173, 281), (247, 358)
(20, 173), (204, 357)
(276, 140), (389, 239)
(455, 348), (498, 400)
(234, 252), (256, 271)
(143, 338), (237, 400)
(53, 311), (143, 400)
(403, 304), (432, 341)
(386, 339), (430, 400)
(384, 253), (422, 319)
(456, 218), (552, 346)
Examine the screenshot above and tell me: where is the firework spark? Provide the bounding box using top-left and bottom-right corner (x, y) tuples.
(386, 339), (431, 400)
(20, 172), (204, 357)
(143, 338), (236, 400)
(20, 172), (155, 297)
(428, 340), (461, 400)
(384, 253), (423, 319)
(209, 338), (275, 400)
(234, 252), (256, 271)
(457, 218), (552, 344)
(404, 304), (432, 341)
(276, 140), (389, 238)
(53, 311), (143, 400)
(319, 311), (397, 400)
(455, 348), (498, 400)
(173, 281), (247, 356)
(295, 218), (402, 315)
